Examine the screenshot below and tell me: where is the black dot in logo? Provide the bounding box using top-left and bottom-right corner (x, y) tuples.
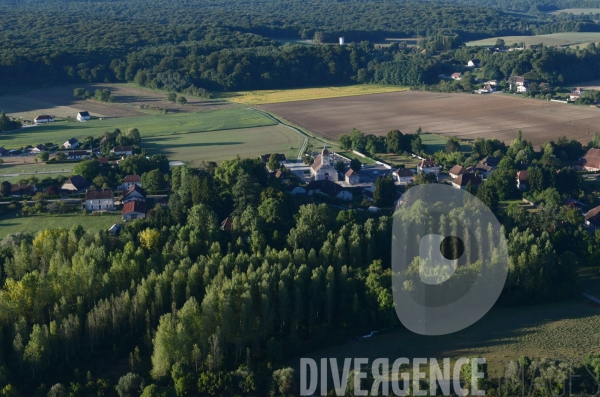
(440, 236), (464, 260)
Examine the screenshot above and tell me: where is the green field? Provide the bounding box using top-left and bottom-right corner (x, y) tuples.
(142, 124), (304, 165)
(0, 162), (74, 183)
(299, 299), (600, 377)
(0, 108), (275, 149)
(378, 153), (421, 168)
(420, 133), (472, 153)
(0, 212), (117, 238)
(466, 32), (600, 48)
(548, 8), (600, 15)
(338, 151), (376, 165)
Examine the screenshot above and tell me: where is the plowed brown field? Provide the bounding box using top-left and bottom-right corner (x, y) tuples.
(259, 91), (600, 147)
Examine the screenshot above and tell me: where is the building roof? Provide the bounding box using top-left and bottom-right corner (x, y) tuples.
(67, 150), (89, 156)
(583, 148), (600, 169)
(419, 159), (437, 168)
(65, 138), (78, 145)
(448, 165), (466, 175)
(311, 154), (324, 171)
(34, 115), (53, 120)
(111, 145), (132, 152)
(10, 184), (34, 195)
(220, 216), (234, 231)
(345, 168), (358, 177)
(453, 173), (482, 187)
(517, 170), (528, 182)
(322, 145), (330, 156)
(95, 157), (109, 164)
(514, 76), (526, 83)
(469, 59), (481, 64)
(306, 180), (345, 197)
(475, 163), (493, 172)
(585, 205), (600, 226)
(123, 200), (146, 215)
(451, 72), (462, 78)
(274, 170), (284, 179)
(394, 168), (414, 177)
(481, 156), (500, 167)
(124, 175), (141, 183)
(85, 189), (114, 200)
(260, 153), (287, 163)
(62, 175), (89, 190)
(77, 111), (90, 117)
(122, 184), (147, 198)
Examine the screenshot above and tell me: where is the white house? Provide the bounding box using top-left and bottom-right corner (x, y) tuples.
(77, 111), (91, 121)
(66, 150), (90, 160)
(517, 85), (528, 93)
(417, 159), (440, 174)
(569, 92), (581, 101)
(345, 169), (360, 185)
(393, 168), (414, 184)
(111, 146), (133, 156)
(85, 189), (115, 211)
(310, 146), (339, 182)
(448, 165), (466, 179)
(34, 115), (54, 123)
(63, 138), (79, 149)
(119, 184), (147, 204)
(118, 175), (142, 190)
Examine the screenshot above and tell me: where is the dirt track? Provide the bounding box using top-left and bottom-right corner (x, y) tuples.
(259, 91), (600, 147)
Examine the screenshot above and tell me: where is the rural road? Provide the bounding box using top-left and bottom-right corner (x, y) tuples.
(249, 108), (308, 162)
(0, 170), (72, 178)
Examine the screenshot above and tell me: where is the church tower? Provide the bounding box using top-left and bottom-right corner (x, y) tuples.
(322, 145), (330, 166)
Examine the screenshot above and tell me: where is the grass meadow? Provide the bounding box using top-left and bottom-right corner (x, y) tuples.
(420, 133), (472, 154)
(142, 124), (304, 165)
(0, 108), (275, 149)
(466, 32), (600, 47)
(219, 85), (409, 105)
(0, 212), (117, 238)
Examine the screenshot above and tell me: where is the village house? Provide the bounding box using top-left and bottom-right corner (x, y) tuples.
(77, 111), (91, 121)
(31, 144), (46, 154)
(448, 165), (466, 179)
(345, 169), (360, 185)
(584, 205), (600, 229)
(417, 159), (440, 174)
(517, 84), (529, 93)
(451, 173), (482, 190)
(119, 175), (142, 190)
(123, 200), (146, 221)
(306, 180), (352, 200)
(393, 168), (414, 184)
(467, 59), (481, 67)
(111, 146), (133, 156)
(34, 115), (54, 124)
(451, 72), (463, 80)
(582, 148), (600, 171)
(513, 76), (527, 87)
(85, 189), (115, 211)
(260, 153), (287, 165)
(63, 138), (79, 149)
(120, 184), (147, 204)
(517, 170), (528, 190)
(66, 150), (90, 160)
(10, 184), (36, 197)
(61, 175), (89, 192)
(310, 146), (339, 182)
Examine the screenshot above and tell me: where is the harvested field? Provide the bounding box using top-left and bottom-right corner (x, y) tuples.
(548, 8), (600, 15)
(0, 83), (230, 122)
(259, 91), (600, 148)
(466, 32), (600, 47)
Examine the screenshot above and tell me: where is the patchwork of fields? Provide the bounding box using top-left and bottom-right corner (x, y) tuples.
(260, 91), (600, 147)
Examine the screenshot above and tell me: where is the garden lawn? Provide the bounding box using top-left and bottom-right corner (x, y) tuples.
(0, 212), (116, 238)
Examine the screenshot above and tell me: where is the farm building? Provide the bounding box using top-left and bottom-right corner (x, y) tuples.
(582, 148), (600, 171)
(61, 175), (89, 192)
(417, 159), (440, 174)
(517, 170), (528, 190)
(111, 146), (133, 156)
(120, 184), (147, 204)
(66, 150), (90, 160)
(584, 205), (600, 229)
(85, 189), (115, 212)
(77, 111), (91, 121)
(119, 175), (142, 190)
(306, 180), (352, 200)
(393, 168), (414, 184)
(123, 200), (146, 221)
(34, 115), (54, 123)
(345, 169), (359, 185)
(310, 146), (339, 182)
(451, 173), (482, 190)
(448, 165), (466, 179)
(31, 144), (46, 154)
(63, 138), (79, 149)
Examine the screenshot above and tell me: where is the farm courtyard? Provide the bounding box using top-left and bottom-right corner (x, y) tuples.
(259, 90), (600, 148)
